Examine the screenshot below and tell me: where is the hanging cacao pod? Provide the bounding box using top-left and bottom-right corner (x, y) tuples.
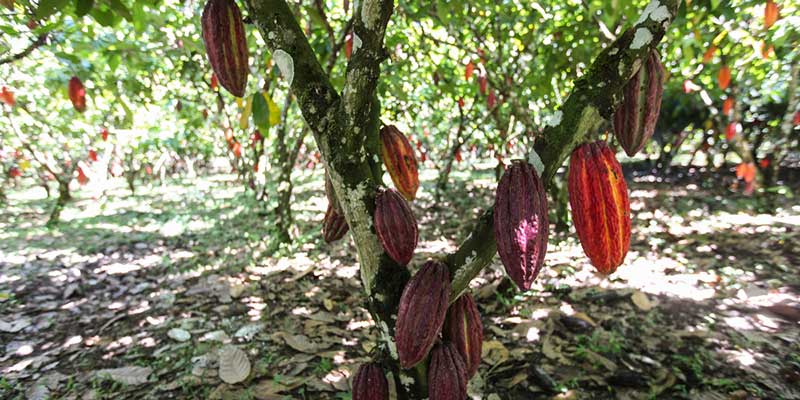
(764, 0), (779, 29)
(351, 363), (389, 400)
(718, 65), (731, 90)
(201, 0), (249, 97)
(493, 160), (549, 290)
(380, 125), (419, 201)
(374, 188), (418, 265)
(443, 293), (483, 378)
(568, 141), (631, 275)
(722, 97), (734, 116)
(726, 122), (737, 141)
(396, 260), (450, 369)
(428, 341), (468, 400)
(323, 204), (349, 243)
(68, 76), (86, 112)
(613, 50), (665, 157)
(1, 86), (15, 107)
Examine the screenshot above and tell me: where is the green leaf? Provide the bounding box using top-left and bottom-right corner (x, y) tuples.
(251, 92), (269, 131)
(35, 0), (69, 19)
(75, 0), (93, 17)
(108, 0), (133, 22)
(108, 53), (121, 72)
(90, 7), (117, 26)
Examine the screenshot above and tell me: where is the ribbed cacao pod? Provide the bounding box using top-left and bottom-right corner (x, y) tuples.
(428, 341), (468, 400)
(352, 363), (389, 400)
(443, 293), (483, 378)
(68, 76), (86, 112)
(396, 260), (450, 369)
(323, 204), (349, 243)
(613, 50), (665, 157)
(493, 160), (549, 290)
(568, 141), (631, 275)
(380, 125), (419, 201)
(201, 0), (249, 97)
(374, 188), (418, 265)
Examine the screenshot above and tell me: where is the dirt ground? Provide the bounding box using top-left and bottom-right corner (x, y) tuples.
(1, 167), (799, 399)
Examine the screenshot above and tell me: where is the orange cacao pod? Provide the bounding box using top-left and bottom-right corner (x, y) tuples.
(396, 260), (450, 369)
(568, 141), (631, 275)
(1, 86), (15, 107)
(352, 363), (389, 400)
(380, 125), (419, 201)
(428, 341), (468, 400)
(493, 160), (549, 290)
(374, 188), (418, 265)
(443, 293), (483, 378)
(68, 76), (86, 112)
(764, 0), (779, 29)
(613, 50), (665, 157)
(201, 0), (249, 97)
(718, 65), (731, 90)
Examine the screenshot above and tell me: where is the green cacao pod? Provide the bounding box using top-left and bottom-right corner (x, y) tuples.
(201, 0), (249, 97)
(568, 141), (631, 275)
(443, 293), (483, 378)
(396, 260), (450, 369)
(351, 363), (389, 400)
(493, 160), (549, 290)
(613, 50), (665, 156)
(428, 341), (468, 400)
(380, 125), (419, 201)
(374, 188), (418, 265)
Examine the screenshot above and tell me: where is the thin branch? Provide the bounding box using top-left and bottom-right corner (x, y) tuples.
(0, 33), (47, 66)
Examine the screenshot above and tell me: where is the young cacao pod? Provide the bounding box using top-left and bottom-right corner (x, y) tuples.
(428, 341), (468, 400)
(374, 188), (418, 265)
(764, 0), (779, 29)
(613, 50), (665, 157)
(201, 0), (249, 97)
(396, 260), (450, 369)
(380, 125), (419, 201)
(493, 160), (549, 290)
(68, 76), (86, 112)
(351, 363), (389, 400)
(443, 293), (483, 378)
(323, 204), (349, 243)
(718, 65), (731, 90)
(568, 141), (631, 275)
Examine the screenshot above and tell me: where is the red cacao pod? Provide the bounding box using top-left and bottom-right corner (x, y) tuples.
(396, 260), (450, 369)
(722, 97), (734, 116)
(323, 203), (349, 243)
(443, 293), (483, 378)
(493, 160), (549, 290)
(764, 0), (779, 29)
(88, 150), (98, 162)
(568, 141), (631, 275)
(351, 363), (389, 400)
(613, 50), (665, 157)
(1, 86), (15, 107)
(428, 341), (468, 400)
(77, 166), (89, 185)
(374, 188), (418, 265)
(726, 122), (737, 141)
(380, 125), (419, 201)
(201, 0), (249, 97)
(101, 128), (109, 141)
(68, 76), (86, 112)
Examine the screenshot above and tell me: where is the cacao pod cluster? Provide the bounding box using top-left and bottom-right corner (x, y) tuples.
(493, 160), (549, 290)
(380, 125), (419, 201)
(201, 0), (249, 97)
(568, 141), (631, 275)
(613, 50), (665, 157)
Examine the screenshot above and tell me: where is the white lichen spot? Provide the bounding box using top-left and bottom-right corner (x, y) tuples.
(373, 154), (379, 164)
(273, 49), (294, 86)
(544, 110), (563, 127)
(361, 0), (382, 30)
(650, 5), (671, 22)
(597, 81), (606, 87)
(400, 374), (415, 388)
(267, 31), (276, 40)
(528, 149), (545, 177)
(309, 105), (316, 114)
(618, 60), (626, 77)
(636, 0), (662, 25)
(631, 28), (653, 50)
(379, 321), (398, 359)
(608, 47), (619, 56)
(353, 33), (363, 55)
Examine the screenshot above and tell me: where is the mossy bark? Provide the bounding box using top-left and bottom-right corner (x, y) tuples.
(46, 179), (71, 227)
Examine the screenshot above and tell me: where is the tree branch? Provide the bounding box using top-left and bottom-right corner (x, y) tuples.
(0, 33), (47, 66)
(447, 0), (683, 300)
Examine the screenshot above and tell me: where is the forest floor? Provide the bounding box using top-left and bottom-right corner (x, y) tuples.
(1, 165), (799, 400)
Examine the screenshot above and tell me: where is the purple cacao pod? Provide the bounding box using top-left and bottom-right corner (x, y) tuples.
(201, 0), (249, 97)
(428, 341), (468, 400)
(443, 293), (483, 378)
(374, 188), (418, 265)
(352, 363), (389, 400)
(493, 160), (549, 290)
(613, 50), (665, 156)
(396, 260), (450, 369)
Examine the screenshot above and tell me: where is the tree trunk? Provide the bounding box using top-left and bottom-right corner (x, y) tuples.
(46, 180), (71, 227)
(434, 103), (466, 203)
